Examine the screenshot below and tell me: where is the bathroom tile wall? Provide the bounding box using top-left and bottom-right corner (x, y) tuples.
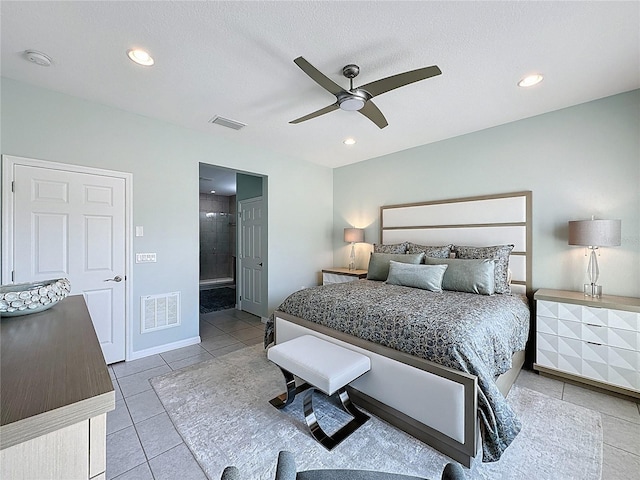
(199, 193), (235, 281)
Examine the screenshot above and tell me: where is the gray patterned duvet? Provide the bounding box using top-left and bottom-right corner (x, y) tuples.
(265, 280), (530, 462)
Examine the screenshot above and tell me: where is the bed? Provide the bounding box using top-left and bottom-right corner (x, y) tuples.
(266, 191), (532, 467)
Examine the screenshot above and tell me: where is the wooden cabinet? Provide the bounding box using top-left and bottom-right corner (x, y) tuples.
(1, 295), (115, 479)
(322, 268), (368, 285)
(534, 289), (640, 398)
(0, 414), (106, 479)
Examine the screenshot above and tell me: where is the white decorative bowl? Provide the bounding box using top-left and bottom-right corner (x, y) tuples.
(0, 278), (71, 317)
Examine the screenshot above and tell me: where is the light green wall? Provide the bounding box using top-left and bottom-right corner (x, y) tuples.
(1, 78), (333, 354)
(333, 90), (640, 298)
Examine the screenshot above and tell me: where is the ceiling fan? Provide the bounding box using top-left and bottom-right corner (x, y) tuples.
(289, 56), (442, 129)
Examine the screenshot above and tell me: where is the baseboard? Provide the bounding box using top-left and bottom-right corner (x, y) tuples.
(128, 336), (201, 361)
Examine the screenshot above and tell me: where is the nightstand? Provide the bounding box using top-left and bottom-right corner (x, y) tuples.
(534, 288), (640, 398)
(322, 268), (368, 285)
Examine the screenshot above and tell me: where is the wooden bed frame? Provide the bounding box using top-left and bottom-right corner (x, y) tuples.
(273, 191), (532, 467)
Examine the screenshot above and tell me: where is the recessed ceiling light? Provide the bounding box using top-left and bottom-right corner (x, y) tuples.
(343, 138), (356, 145)
(127, 49), (154, 66)
(518, 74), (544, 88)
(210, 190), (216, 194)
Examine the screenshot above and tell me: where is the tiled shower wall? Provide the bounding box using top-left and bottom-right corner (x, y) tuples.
(199, 193), (237, 282)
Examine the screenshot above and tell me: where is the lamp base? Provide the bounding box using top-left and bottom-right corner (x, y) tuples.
(584, 284), (602, 297)
(348, 243), (356, 271)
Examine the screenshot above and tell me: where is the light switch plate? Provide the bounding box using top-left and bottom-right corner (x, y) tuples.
(136, 253), (156, 263)
(135, 226), (144, 237)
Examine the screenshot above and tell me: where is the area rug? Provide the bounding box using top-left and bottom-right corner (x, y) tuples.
(199, 287), (236, 313)
(150, 345), (602, 480)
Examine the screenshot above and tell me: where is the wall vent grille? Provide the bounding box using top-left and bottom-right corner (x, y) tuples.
(208, 115), (246, 130)
(141, 292), (180, 333)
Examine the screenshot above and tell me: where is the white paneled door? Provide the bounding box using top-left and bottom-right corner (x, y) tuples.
(10, 163), (127, 364)
(239, 197), (264, 317)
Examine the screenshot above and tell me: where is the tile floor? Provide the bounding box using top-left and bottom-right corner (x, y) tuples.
(515, 370), (640, 479)
(106, 308), (263, 480)
(107, 310), (640, 479)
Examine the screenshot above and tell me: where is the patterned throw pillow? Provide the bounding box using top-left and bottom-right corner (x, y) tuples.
(452, 245), (514, 294)
(406, 243), (452, 259)
(373, 242), (407, 254)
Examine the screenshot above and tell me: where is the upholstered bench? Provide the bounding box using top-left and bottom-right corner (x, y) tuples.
(267, 335), (371, 450)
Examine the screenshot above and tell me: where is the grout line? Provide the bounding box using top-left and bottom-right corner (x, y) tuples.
(603, 443), (640, 462)
(144, 442), (187, 463)
(155, 400), (212, 480)
(109, 321), (235, 480)
(110, 461), (152, 480)
(113, 359), (170, 381)
(600, 412), (640, 425)
(558, 383), (640, 425)
(602, 439), (640, 458)
(132, 409), (167, 426)
(131, 420), (151, 463)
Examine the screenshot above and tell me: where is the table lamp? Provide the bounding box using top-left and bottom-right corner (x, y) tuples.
(344, 228), (364, 271)
(568, 217), (621, 297)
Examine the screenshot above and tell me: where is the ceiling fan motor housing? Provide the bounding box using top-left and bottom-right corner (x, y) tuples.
(337, 90), (370, 111)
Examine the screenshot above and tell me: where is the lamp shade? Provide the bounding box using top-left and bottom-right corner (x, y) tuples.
(568, 219), (621, 247)
(344, 228), (364, 243)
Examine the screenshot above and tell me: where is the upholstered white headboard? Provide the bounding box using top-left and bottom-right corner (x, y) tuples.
(380, 191), (532, 296)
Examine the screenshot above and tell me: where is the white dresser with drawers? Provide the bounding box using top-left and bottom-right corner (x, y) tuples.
(534, 289), (640, 398)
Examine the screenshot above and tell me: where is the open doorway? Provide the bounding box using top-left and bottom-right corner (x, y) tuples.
(199, 164), (237, 314)
(198, 163), (267, 318)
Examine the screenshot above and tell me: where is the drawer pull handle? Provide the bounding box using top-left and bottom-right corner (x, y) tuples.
(586, 324), (604, 328)
(586, 341), (603, 346)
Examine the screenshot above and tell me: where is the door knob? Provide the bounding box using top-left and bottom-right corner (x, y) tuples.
(258, 263), (263, 267)
(104, 275), (123, 282)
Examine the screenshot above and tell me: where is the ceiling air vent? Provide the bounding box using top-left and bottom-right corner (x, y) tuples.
(209, 115), (246, 130)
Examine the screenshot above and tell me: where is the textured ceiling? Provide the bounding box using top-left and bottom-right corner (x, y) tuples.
(1, 1), (639, 168)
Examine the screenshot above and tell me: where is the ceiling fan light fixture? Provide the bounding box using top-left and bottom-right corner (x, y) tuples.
(343, 138), (356, 145)
(339, 97), (366, 111)
(518, 73), (544, 87)
(127, 48), (154, 66)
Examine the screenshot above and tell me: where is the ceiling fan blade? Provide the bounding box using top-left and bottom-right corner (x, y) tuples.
(359, 65), (442, 98)
(294, 57), (344, 96)
(359, 100), (388, 129)
(289, 103), (339, 124)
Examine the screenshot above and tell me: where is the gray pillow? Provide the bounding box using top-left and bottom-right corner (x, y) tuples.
(452, 245), (514, 294)
(385, 261), (448, 292)
(424, 257), (496, 295)
(406, 243), (452, 259)
(367, 252), (424, 281)
(373, 242), (407, 254)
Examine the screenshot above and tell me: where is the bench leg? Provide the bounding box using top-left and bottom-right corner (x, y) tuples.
(303, 387), (370, 451)
(269, 368), (312, 409)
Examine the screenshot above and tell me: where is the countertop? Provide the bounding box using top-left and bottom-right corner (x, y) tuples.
(1, 294), (115, 449)
(534, 288), (640, 313)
